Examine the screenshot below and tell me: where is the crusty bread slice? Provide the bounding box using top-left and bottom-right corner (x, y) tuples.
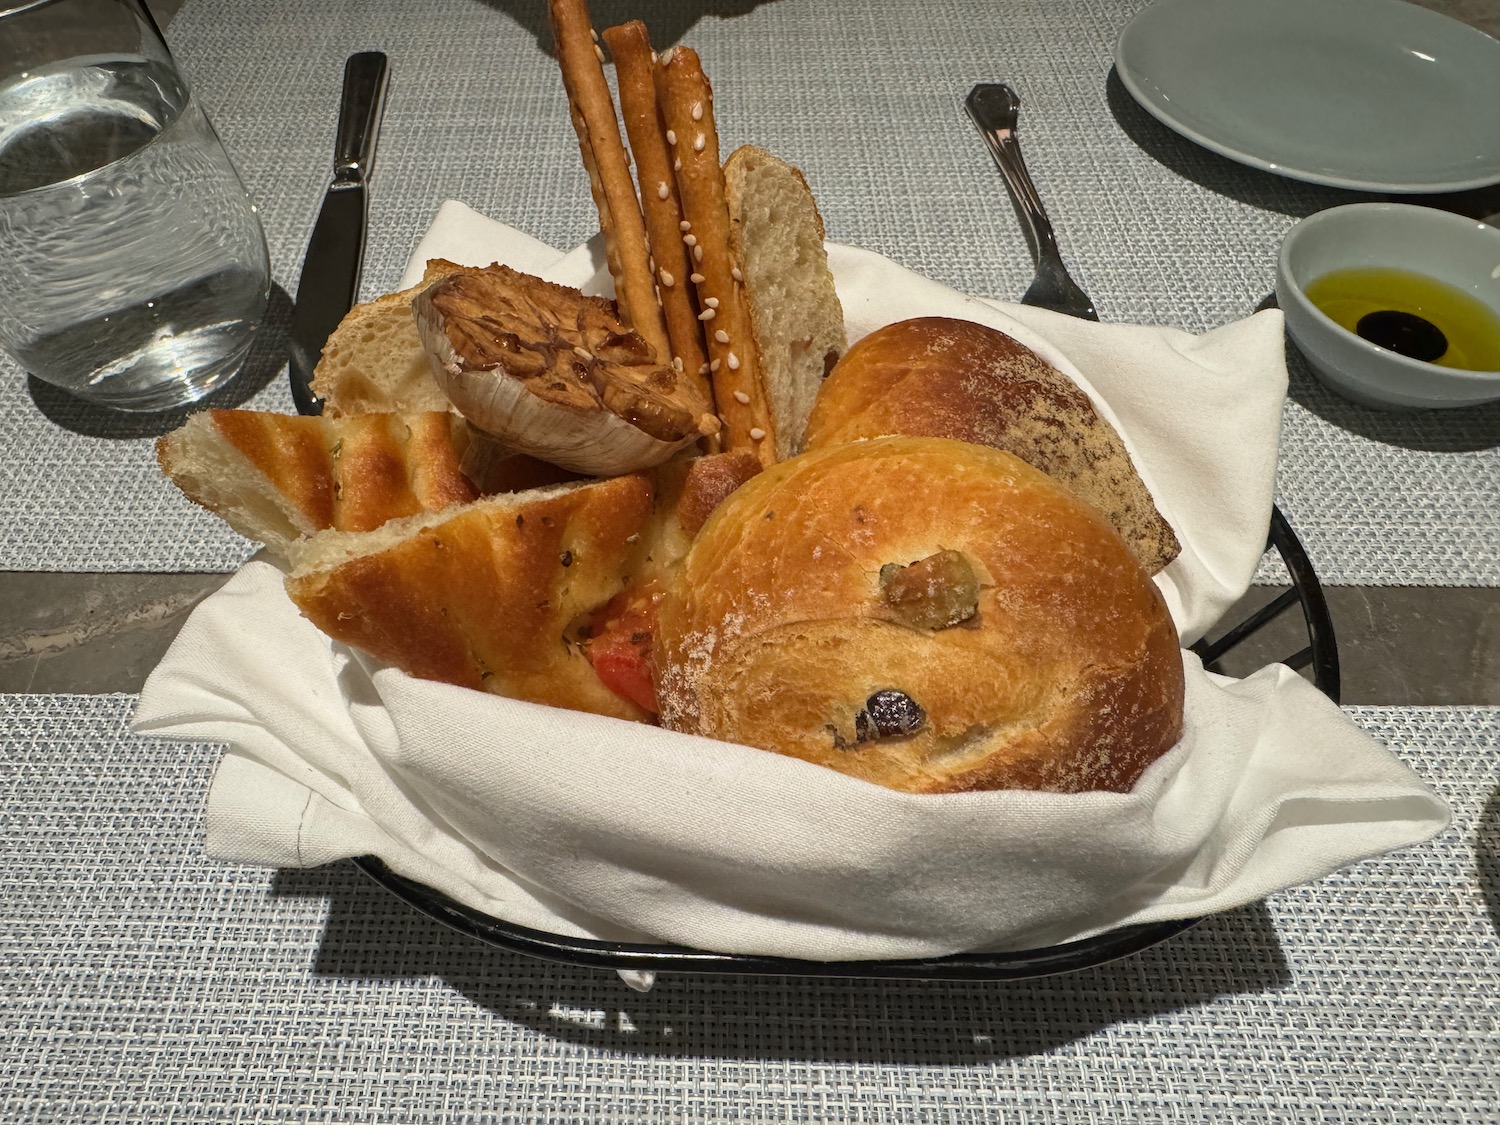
(284, 474), (659, 721)
(156, 409), (478, 555)
(724, 145), (847, 461)
(309, 259), (469, 417)
(277, 449), (762, 719)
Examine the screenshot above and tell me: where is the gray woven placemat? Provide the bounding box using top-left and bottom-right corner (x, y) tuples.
(3, 0), (1496, 580)
(2, 692), (1497, 1123)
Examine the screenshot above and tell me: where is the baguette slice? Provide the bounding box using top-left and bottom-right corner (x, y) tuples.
(310, 259), (470, 417)
(724, 145), (847, 461)
(157, 409), (478, 555)
(284, 474), (658, 721)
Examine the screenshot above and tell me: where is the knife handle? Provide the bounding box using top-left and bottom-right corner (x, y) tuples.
(333, 51), (389, 183)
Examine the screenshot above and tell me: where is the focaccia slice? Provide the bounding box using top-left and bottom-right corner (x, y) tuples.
(157, 409), (478, 555)
(284, 475), (658, 721)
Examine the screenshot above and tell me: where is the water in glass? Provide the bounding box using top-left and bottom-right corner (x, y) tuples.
(0, 56), (271, 411)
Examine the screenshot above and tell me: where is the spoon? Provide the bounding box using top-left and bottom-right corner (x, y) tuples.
(1356, 309), (1448, 363)
(965, 83), (1098, 321)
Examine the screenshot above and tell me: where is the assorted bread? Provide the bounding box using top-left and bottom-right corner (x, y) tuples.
(155, 0), (1189, 795)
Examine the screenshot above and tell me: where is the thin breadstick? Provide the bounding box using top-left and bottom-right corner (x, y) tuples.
(600, 20), (712, 409)
(546, 0), (670, 364)
(654, 46), (775, 466)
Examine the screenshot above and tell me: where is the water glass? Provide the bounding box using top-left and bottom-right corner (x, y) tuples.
(0, 0), (271, 411)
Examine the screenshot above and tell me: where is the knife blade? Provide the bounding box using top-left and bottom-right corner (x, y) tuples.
(287, 51), (390, 415)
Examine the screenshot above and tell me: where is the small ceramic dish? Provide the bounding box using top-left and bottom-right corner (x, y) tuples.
(1276, 203), (1500, 410)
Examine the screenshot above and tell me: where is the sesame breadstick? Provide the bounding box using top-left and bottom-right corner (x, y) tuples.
(653, 45), (776, 466)
(601, 21), (712, 411)
(547, 0), (670, 363)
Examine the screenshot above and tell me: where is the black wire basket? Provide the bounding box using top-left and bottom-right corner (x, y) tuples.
(343, 506), (1338, 981)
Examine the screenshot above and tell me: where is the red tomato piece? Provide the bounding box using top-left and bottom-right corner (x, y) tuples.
(583, 587), (663, 715)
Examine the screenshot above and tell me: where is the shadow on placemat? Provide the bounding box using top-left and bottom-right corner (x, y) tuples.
(477, 0), (778, 53)
(1285, 348), (1500, 452)
(26, 283), (291, 439)
(273, 864), (1289, 1061)
(1103, 69), (1376, 220)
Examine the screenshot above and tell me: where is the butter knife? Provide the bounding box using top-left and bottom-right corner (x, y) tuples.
(287, 51), (390, 415)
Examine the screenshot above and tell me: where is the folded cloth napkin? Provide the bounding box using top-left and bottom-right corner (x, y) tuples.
(133, 201), (1449, 962)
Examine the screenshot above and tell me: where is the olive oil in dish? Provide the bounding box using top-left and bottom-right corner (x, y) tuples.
(1304, 267), (1500, 372)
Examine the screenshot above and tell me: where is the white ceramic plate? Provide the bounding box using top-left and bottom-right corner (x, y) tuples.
(1114, 0), (1500, 192)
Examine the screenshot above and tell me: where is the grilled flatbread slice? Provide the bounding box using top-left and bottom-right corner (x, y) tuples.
(284, 474), (658, 721)
(157, 409), (477, 555)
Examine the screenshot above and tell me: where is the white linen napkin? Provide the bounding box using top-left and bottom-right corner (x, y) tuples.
(133, 201), (1448, 962)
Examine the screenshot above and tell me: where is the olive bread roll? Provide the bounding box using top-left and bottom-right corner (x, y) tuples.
(654, 435), (1185, 793)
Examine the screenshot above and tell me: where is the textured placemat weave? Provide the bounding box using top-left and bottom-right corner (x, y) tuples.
(3, 693), (1497, 1123)
(3, 0), (1496, 579)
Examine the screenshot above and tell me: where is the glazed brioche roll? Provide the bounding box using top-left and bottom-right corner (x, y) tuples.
(654, 436), (1185, 794)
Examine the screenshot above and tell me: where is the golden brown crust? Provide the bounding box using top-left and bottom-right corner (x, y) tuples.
(286, 474), (658, 721)
(655, 436), (1184, 793)
(672, 449), (762, 538)
(654, 46), (775, 466)
(601, 20), (713, 409)
(157, 410), (478, 545)
(803, 317), (1181, 574)
(547, 0), (671, 362)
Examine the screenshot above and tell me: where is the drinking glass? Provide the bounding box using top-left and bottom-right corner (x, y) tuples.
(0, 0), (271, 411)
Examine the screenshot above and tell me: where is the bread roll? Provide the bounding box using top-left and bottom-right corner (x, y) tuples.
(655, 436), (1184, 794)
(803, 317), (1179, 574)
